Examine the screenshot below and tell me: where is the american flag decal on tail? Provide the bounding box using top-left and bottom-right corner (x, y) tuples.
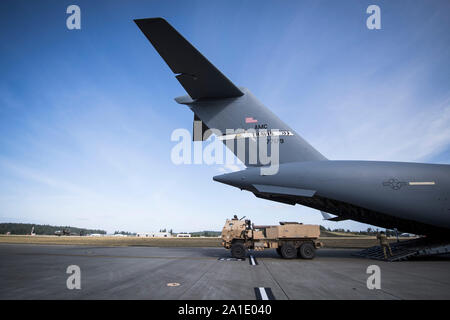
(245, 117), (258, 123)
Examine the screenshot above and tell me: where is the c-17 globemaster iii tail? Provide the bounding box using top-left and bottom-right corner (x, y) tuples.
(135, 18), (450, 240)
(134, 18), (326, 167)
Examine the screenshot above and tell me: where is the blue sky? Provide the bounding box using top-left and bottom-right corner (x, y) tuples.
(0, 0), (449, 233)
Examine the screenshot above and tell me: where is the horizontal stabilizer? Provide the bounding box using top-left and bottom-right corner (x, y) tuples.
(134, 18), (243, 99)
(253, 184), (316, 197)
(321, 211), (348, 221)
(253, 193), (296, 205)
(328, 216), (349, 222)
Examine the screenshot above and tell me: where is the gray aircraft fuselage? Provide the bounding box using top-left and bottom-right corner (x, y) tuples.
(214, 161), (450, 237)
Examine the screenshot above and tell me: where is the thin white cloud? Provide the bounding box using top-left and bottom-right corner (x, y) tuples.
(315, 90), (450, 162)
(0, 156), (91, 195)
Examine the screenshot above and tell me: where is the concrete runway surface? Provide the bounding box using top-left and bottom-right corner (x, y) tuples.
(0, 244), (449, 300)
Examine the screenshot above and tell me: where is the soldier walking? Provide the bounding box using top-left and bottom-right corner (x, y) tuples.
(377, 231), (393, 259)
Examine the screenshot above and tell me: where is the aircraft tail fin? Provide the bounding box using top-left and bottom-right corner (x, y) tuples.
(134, 18), (243, 100)
(135, 18), (326, 167)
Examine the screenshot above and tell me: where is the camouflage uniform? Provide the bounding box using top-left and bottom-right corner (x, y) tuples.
(377, 232), (393, 259)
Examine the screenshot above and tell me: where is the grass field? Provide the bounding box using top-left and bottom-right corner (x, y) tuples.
(0, 235), (222, 247)
(0, 235), (406, 249)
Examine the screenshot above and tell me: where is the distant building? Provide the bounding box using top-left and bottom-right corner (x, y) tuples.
(137, 232), (172, 238)
(176, 233), (191, 238)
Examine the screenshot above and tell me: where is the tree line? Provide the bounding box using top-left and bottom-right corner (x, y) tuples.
(0, 223), (106, 235)
(320, 225), (400, 236)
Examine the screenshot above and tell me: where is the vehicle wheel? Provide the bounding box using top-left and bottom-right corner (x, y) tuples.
(298, 242), (315, 259)
(280, 243), (297, 259)
(276, 247), (282, 257)
(231, 243), (246, 259)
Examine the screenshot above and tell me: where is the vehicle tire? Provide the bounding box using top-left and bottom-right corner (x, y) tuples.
(298, 242), (315, 259)
(276, 247), (282, 257)
(280, 243), (297, 259)
(231, 243), (246, 259)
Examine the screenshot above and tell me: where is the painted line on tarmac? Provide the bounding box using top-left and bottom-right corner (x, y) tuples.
(249, 255), (258, 265)
(17, 252), (216, 261)
(254, 287), (275, 300)
(218, 257), (244, 261)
